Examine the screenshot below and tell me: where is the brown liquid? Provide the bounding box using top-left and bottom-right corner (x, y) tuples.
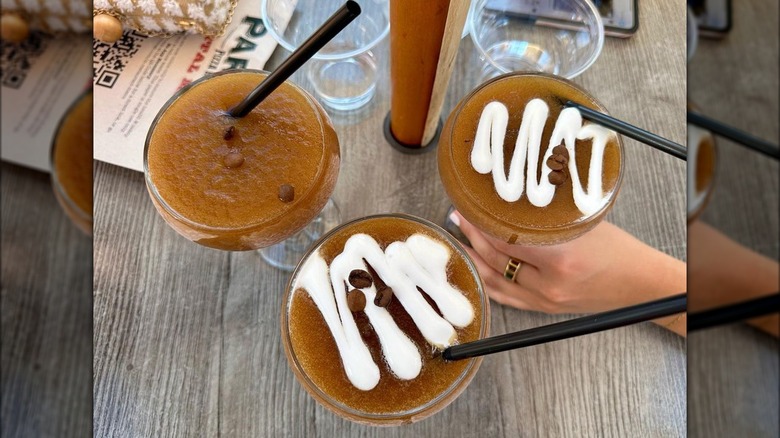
(439, 74), (623, 245)
(287, 217), (485, 417)
(389, 0), (450, 146)
(695, 135), (715, 192)
(52, 90), (93, 235)
(687, 102), (716, 193)
(146, 71), (339, 250)
(688, 127), (717, 223)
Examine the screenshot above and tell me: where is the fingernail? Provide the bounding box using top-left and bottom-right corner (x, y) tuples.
(448, 211), (461, 227)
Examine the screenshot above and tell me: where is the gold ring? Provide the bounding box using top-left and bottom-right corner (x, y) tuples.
(504, 257), (522, 282)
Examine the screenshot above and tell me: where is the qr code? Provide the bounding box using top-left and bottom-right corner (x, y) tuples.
(1, 32), (49, 90)
(93, 30), (146, 89)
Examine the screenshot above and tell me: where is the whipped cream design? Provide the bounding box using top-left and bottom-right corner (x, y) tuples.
(687, 124), (714, 216)
(294, 233), (475, 391)
(471, 99), (616, 216)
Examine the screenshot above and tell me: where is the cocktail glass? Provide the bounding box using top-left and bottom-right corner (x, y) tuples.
(144, 69), (341, 270)
(281, 213), (490, 425)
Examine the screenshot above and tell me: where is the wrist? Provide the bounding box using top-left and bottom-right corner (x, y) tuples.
(629, 248), (687, 336)
(633, 248), (687, 301)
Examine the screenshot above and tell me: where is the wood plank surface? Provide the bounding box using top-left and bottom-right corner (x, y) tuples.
(93, 1), (687, 436)
(1, 163), (92, 437)
(687, 1), (779, 436)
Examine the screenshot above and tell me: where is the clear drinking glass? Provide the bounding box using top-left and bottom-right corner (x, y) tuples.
(469, 0), (604, 80)
(687, 6), (698, 62)
(281, 214), (491, 425)
(262, 0), (389, 111)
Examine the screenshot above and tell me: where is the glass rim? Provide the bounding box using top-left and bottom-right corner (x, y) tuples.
(468, 0), (605, 79)
(143, 68), (332, 233)
(261, 0), (390, 61)
(281, 213), (491, 424)
(441, 71), (625, 235)
(50, 89), (93, 224)
(686, 6), (698, 62)
(686, 123), (718, 222)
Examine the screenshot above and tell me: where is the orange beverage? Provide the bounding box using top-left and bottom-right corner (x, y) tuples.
(283, 214), (490, 424)
(144, 70), (340, 251)
(51, 90), (93, 235)
(687, 102), (717, 222)
(388, 0), (450, 147)
(439, 73), (624, 245)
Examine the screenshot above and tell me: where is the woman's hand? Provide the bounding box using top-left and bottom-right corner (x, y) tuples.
(688, 221), (779, 337)
(450, 211), (687, 335)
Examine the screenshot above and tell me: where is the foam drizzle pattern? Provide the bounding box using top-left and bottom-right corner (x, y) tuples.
(293, 233), (475, 391)
(471, 99), (616, 216)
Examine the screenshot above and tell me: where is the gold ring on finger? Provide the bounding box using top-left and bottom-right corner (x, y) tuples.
(503, 257), (523, 283)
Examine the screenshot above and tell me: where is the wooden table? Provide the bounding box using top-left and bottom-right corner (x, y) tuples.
(687, 1), (779, 436)
(1, 163), (92, 437)
(93, 1), (687, 436)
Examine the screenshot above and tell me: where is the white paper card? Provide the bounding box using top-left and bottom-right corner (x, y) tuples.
(93, 0), (294, 172)
(1, 34), (92, 172)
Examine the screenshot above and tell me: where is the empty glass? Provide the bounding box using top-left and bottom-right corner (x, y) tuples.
(469, 0), (604, 80)
(687, 6), (698, 61)
(262, 0), (389, 111)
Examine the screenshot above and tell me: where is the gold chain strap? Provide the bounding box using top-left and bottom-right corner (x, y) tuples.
(93, 0), (238, 39)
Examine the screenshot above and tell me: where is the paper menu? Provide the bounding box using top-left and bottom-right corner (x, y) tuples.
(93, 0), (295, 172)
(1, 33), (92, 173)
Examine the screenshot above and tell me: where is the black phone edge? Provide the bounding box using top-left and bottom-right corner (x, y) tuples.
(694, 0), (732, 39)
(604, 0), (640, 38)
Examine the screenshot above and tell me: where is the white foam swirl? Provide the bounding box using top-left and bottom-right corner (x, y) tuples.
(471, 99), (616, 216)
(296, 253), (379, 391)
(293, 233), (475, 391)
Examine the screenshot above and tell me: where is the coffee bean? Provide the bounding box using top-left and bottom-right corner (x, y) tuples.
(223, 152), (244, 168)
(374, 287), (393, 308)
(347, 289), (366, 312)
(223, 126), (236, 140)
(279, 184), (295, 203)
(349, 269), (373, 289)
(546, 157), (564, 171)
(549, 170), (567, 186)
(553, 144), (568, 157)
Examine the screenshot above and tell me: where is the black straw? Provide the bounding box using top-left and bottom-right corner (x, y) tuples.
(229, 1), (361, 117)
(443, 294), (686, 361)
(565, 101), (687, 160)
(688, 293), (780, 332)
(687, 111), (780, 160)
